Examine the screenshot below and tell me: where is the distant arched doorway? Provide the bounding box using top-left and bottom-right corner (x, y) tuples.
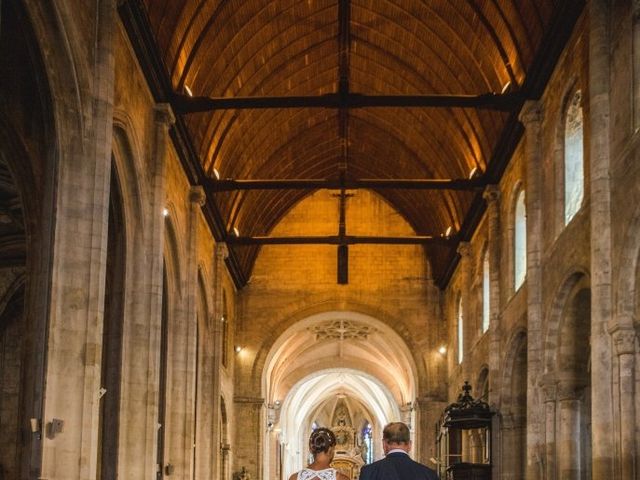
(262, 311), (418, 480)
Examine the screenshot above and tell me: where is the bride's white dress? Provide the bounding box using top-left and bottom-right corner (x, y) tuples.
(297, 467), (337, 480)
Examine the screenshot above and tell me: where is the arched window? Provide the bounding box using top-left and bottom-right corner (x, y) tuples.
(362, 423), (373, 464)
(457, 295), (464, 364)
(564, 90), (584, 224)
(482, 248), (490, 333)
(514, 190), (527, 290)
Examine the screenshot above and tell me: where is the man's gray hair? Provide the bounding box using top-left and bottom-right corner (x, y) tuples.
(383, 422), (410, 444)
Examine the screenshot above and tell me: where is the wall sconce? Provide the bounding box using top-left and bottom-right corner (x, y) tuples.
(235, 345), (243, 353)
(438, 345), (447, 355)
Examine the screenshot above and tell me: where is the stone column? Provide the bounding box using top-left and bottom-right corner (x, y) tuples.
(520, 100), (544, 480)
(483, 186), (501, 402)
(634, 0), (640, 129)
(540, 375), (557, 480)
(118, 103), (174, 478)
(610, 322), (637, 480)
(556, 378), (581, 480)
(414, 397), (446, 468)
(233, 396), (265, 480)
(178, 186), (205, 478)
(456, 241), (472, 367)
(40, 1), (116, 478)
(211, 242), (229, 480)
(589, 1), (616, 478)
(190, 186), (214, 479)
(483, 185), (501, 480)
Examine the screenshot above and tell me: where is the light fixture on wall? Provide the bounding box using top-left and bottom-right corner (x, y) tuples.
(445, 226), (453, 237)
(184, 85), (193, 97)
(233, 226), (240, 237)
(213, 167), (220, 180)
(438, 346), (447, 355)
(162, 208), (169, 217)
(235, 345), (243, 353)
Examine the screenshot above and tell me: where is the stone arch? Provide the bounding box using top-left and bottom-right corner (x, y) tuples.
(252, 299), (429, 397)
(163, 211), (184, 299)
(259, 307), (420, 402)
(97, 157), (128, 479)
(616, 202), (640, 325)
(544, 270), (592, 479)
(499, 327), (527, 419)
(544, 269), (590, 373)
(197, 267), (210, 328)
(111, 117), (146, 234)
(475, 365), (490, 401)
(498, 327), (527, 479)
(0, 3), (59, 476)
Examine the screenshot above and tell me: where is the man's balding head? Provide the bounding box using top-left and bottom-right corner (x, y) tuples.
(382, 422), (411, 454)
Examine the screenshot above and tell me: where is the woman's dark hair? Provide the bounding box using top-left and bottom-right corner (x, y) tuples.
(309, 427), (336, 454)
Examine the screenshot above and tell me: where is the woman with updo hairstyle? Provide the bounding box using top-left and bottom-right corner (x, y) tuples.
(288, 428), (350, 480)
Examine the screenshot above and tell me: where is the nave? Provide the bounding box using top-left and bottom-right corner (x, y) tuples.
(1, 1), (639, 479)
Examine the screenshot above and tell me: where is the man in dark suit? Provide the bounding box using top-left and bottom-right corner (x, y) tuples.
(359, 422), (438, 480)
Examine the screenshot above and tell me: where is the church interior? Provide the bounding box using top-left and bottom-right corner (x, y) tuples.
(1, 0), (640, 479)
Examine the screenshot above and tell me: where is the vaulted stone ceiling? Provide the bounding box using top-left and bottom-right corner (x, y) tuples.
(128, 0), (583, 286)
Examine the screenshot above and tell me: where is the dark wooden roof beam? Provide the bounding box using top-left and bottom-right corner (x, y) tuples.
(206, 177), (485, 192)
(172, 92), (524, 114)
(227, 234), (455, 246)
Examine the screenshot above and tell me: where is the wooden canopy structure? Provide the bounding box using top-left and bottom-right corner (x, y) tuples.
(119, 0), (584, 288)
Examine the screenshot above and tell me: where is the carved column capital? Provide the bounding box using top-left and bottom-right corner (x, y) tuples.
(539, 374), (557, 403)
(154, 103), (176, 126)
(482, 184), (501, 205)
(556, 375), (582, 401)
(519, 100), (543, 126)
(189, 185), (207, 206)
(610, 325), (637, 356)
(457, 241), (472, 259)
(216, 242), (229, 260)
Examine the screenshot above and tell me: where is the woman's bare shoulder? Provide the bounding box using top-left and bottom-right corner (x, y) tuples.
(336, 472), (350, 480)
(287, 473), (298, 480)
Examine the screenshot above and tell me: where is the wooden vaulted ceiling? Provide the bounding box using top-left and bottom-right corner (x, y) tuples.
(123, 0), (583, 287)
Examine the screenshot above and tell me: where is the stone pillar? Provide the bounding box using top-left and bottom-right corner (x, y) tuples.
(233, 396), (265, 480)
(483, 186), (501, 402)
(118, 103), (174, 478)
(540, 375), (557, 480)
(483, 185), (501, 480)
(40, 1), (116, 478)
(556, 378), (581, 480)
(167, 186), (206, 480)
(634, 0), (640, 129)
(211, 242), (229, 480)
(414, 397), (446, 468)
(456, 241), (472, 367)
(190, 186), (214, 480)
(610, 322), (637, 480)
(519, 100), (544, 480)
(589, 1), (616, 478)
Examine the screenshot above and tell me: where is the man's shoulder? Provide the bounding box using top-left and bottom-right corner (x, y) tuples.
(407, 458), (438, 478)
